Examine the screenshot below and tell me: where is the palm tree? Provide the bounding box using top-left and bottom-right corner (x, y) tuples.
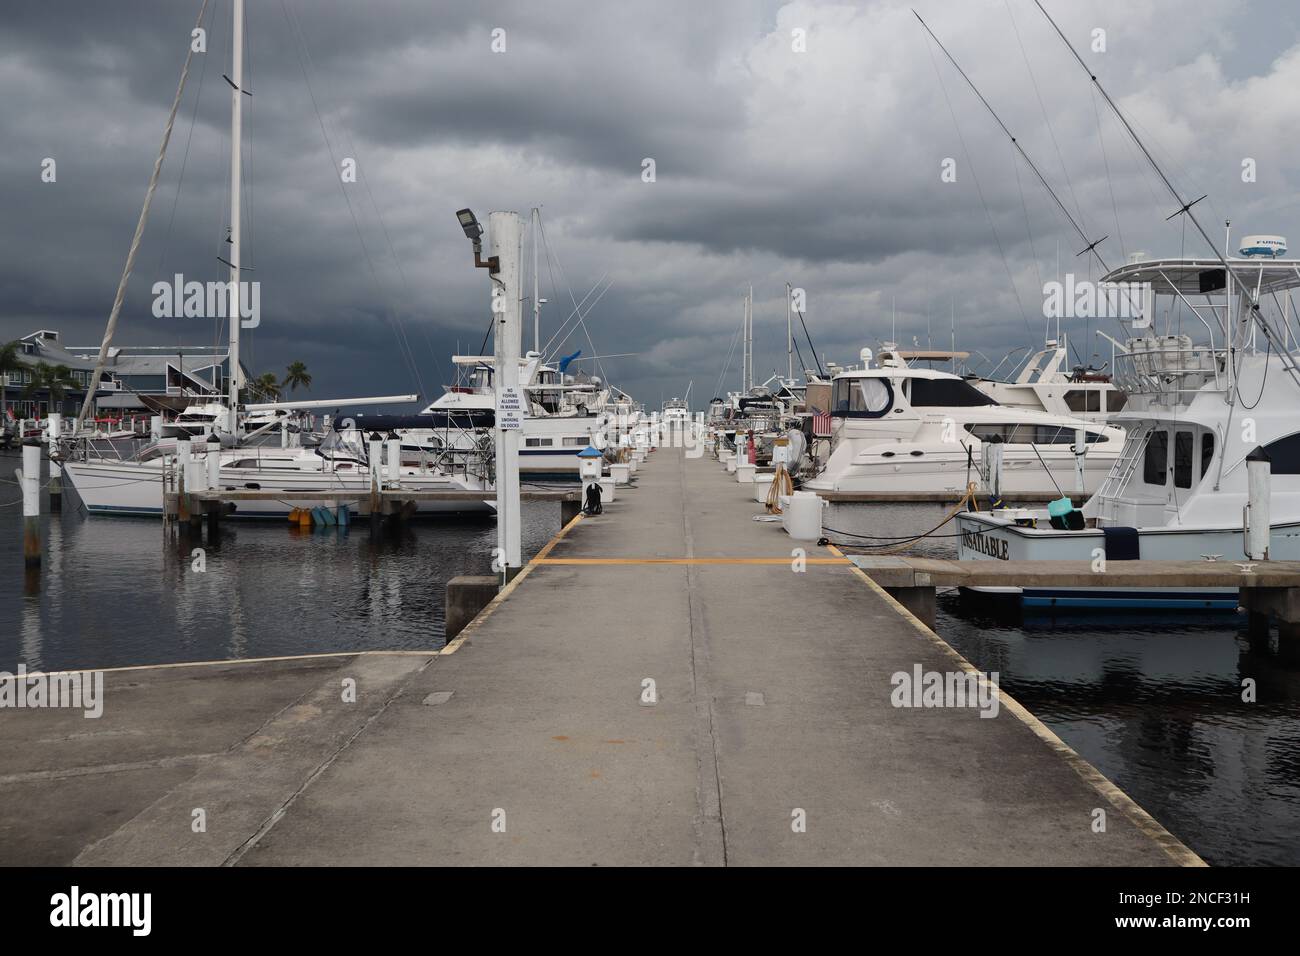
(22, 362), (78, 416)
(251, 371), (282, 401)
(0, 341), (23, 424)
(282, 361), (311, 393)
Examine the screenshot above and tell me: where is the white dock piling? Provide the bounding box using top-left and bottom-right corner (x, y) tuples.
(368, 433), (383, 533)
(20, 442), (41, 569)
(46, 412), (62, 513)
(985, 437), (1004, 505)
(176, 438), (191, 524)
(386, 437), (401, 484)
(1246, 446), (1271, 561)
(206, 436), (221, 492)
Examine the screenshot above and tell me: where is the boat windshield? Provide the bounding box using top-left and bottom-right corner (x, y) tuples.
(966, 423), (1108, 445)
(907, 377), (996, 407)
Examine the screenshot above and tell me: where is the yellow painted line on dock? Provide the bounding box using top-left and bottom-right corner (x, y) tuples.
(439, 512), (586, 655)
(535, 556), (852, 566)
(826, 543), (1207, 868)
(1, 650), (440, 682)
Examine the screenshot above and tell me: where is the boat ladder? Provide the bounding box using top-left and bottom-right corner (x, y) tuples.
(1094, 423), (1150, 510)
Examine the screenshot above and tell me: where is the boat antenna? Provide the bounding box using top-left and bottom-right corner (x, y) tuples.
(1031, 0), (1300, 384)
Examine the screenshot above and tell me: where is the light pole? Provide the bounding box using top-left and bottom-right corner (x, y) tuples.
(457, 208), (523, 583)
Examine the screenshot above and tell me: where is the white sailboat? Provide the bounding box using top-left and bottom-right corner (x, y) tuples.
(62, 0), (488, 517)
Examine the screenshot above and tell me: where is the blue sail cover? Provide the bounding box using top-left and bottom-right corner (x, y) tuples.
(332, 411), (494, 430)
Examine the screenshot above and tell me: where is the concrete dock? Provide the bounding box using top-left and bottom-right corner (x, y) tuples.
(0, 448), (1200, 866)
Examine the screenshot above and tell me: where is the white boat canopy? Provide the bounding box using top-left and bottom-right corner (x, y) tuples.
(1103, 257), (1300, 297)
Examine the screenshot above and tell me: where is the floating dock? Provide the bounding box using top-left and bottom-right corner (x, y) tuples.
(850, 555), (1300, 654)
(0, 449), (1201, 865)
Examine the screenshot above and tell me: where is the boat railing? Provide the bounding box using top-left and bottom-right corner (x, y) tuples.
(1111, 343), (1227, 396)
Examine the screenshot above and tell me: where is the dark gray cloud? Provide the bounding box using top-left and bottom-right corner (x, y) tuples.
(4, 0), (1299, 405)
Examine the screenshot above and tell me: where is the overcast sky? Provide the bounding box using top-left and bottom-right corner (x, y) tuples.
(5, 0), (1300, 409)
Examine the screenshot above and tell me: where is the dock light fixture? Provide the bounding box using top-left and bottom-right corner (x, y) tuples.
(456, 208), (482, 243)
(456, 208), (498, 273)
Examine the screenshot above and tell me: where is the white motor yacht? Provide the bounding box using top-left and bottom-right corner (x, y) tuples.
(375, 352), (612, 479)
(160, 401), (229, 438)
(803, 347), (1123, 495)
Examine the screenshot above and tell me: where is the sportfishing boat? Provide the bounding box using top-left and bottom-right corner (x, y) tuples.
(160, 401), (229, 438)
(660, 397), (691, 442)
(973, 337), (1126, 427)
(803, 347), (1122, 494)
(364, 352), (613, 479)
(955, 247), (1300, 607)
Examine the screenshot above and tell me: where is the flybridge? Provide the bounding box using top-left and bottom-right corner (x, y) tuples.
(1103, 256), (1300, 296)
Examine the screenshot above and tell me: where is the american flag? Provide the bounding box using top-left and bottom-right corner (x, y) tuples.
(812, 409), (832, 437)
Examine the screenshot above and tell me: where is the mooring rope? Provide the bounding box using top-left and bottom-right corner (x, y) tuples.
(821, 481), (981, 554)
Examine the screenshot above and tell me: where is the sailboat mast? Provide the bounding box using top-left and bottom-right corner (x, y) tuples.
(532, 207), (540, 354)
(786, 282), (793, 381)
(950, 297), (956, 372)
(746, 284), (753, 392)
(738, 295), (746, 394)
(225, 0), (244, 430)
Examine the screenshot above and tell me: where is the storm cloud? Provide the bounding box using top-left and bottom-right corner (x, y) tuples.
(5, 0), (1300, 405)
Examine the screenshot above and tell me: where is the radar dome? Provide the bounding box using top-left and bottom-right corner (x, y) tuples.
(1239, 235), (1287, 258)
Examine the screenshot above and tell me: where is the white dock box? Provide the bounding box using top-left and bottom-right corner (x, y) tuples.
(782, 491), (825, 541)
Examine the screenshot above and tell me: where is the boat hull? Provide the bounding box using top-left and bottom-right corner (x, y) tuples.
(63, 460), (494, 518)
(954, 512), (1300, 608)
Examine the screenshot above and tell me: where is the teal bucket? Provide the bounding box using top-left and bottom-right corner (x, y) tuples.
(1046, 496), (1074, 518)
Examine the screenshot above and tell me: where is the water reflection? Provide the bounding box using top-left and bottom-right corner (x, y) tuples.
(1, 502), (557, 671)
(936, 596), (1300, 866)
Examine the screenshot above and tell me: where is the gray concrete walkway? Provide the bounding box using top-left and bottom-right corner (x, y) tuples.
(0, 448), (1200, 866)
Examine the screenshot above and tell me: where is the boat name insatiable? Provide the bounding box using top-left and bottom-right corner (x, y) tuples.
(962, 531), (1009, 560)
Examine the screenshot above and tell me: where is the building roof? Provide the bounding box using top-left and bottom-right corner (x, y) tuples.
(16, 331), (99, 371)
